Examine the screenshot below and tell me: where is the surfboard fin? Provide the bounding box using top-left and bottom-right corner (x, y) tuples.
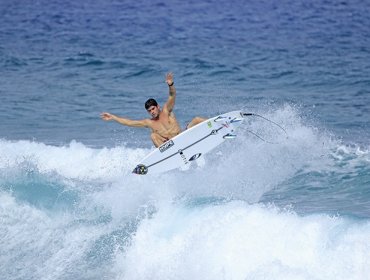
(223, 133), (237, 139)
(214, 116), (227, 122)
(230, 117), (243, 123)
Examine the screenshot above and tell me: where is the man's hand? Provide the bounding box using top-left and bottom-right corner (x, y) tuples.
(166, 72), (174, 86)
(100, 112), (114, 121)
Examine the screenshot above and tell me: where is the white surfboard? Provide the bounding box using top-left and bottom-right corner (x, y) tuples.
(132, 110), (246, 175)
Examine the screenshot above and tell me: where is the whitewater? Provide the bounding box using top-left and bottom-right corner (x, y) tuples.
(1, 106), (369, 280)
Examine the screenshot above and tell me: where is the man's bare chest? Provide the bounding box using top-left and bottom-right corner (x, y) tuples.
(150, 114), (180, 135)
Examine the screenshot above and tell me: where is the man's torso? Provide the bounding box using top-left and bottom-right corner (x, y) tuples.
(149, 111), (181, 139)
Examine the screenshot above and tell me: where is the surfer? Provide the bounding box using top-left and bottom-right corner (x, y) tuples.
(101, 72), (205, 147)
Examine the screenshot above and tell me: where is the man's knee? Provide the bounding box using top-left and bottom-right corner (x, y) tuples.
(151, 133), (167, 147)
(150, 133), (159, 147)
(150, 132), (157, 141)
(187, 117), (205, 129)
(194, 117), (205, 123)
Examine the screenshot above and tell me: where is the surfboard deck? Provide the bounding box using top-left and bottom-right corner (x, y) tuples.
(133, 110), (245, 175)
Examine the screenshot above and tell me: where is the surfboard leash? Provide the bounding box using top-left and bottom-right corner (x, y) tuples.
(242, 112), (288, 144)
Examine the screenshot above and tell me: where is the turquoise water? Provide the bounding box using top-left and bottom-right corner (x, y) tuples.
(1, 0), (370, 279)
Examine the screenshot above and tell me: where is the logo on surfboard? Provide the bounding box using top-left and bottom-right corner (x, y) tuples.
(159, 140), (174, 153)
(179, 150), (189, 164)
(189, 153), (202, 161)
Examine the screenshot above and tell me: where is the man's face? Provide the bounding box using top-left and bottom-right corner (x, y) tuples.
(147, 105), (160, 118)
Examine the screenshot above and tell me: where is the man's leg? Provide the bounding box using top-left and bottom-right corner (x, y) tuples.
(186, 117), (206, 129)
(151, 133), (168, 148)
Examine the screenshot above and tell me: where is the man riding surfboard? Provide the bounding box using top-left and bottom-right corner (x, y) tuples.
(101, 73), (205, 147)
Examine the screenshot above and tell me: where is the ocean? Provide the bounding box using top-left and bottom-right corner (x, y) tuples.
(1, 0), (370, 279)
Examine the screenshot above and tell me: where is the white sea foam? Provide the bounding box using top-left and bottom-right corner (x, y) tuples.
(0, 192), (112, 280)
(115, 202), (370, 280)
(0, 139), (148, 181)
(1, 106), (370, 279)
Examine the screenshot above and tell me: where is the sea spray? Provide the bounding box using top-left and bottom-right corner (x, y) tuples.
(1, 106), (370, 279)
(115, 202), (370, 280)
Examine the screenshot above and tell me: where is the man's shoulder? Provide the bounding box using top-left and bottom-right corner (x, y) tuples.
(147, 117), (162, 125)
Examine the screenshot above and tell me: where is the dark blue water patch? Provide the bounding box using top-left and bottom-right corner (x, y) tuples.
(63, 56), (107, 68)
(78, 60), (105, 67)
(2, 56), (28, 69)
(123, 69), (157, 79)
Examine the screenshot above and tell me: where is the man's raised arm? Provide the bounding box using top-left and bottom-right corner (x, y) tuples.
(100, 112), (149, 128)
(164, 72), (176, 113)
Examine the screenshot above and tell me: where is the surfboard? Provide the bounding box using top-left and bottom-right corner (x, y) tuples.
(132, 110), (246, 175)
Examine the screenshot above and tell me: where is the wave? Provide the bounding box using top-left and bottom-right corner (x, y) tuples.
(1, 105), (370, 279)
(115, 202), (370, 280)
(0, 105), (369, 209)
(1, 191), (369, 280)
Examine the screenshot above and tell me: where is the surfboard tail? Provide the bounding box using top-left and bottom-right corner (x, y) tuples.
(132, 164), (148, 175)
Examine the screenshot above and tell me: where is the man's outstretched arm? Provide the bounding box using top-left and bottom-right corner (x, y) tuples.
(163, 72), (176, 113)
(101, 112), (149, 128)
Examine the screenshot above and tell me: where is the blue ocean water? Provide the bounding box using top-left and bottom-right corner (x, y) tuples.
(1, 0), (370, 279)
